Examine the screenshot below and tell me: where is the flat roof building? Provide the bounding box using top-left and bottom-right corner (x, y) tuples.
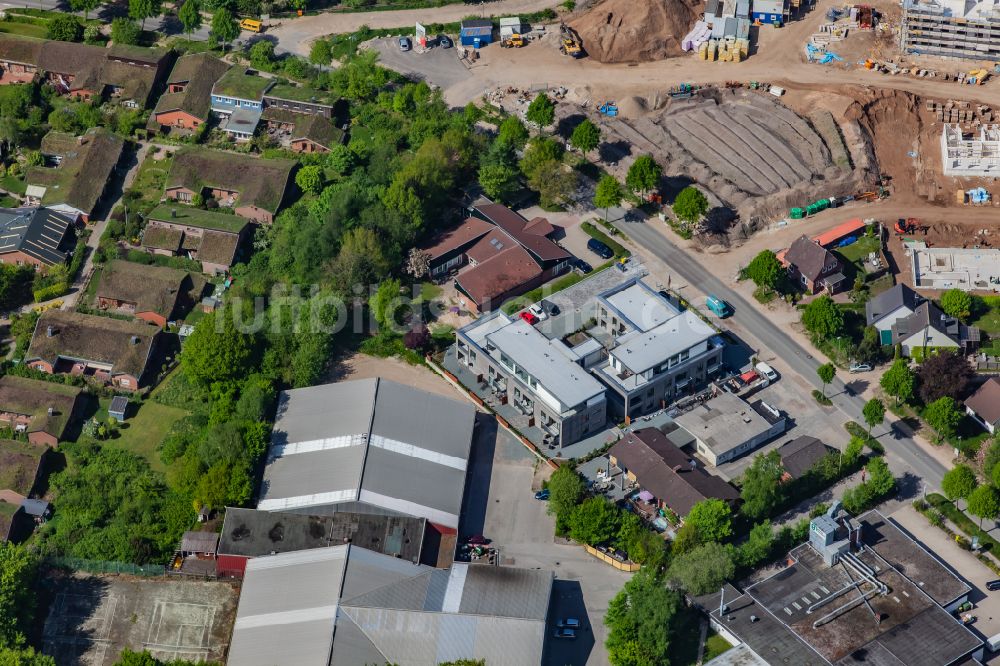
(258, 377), (476, 530)
(941, 124), (1000, 176)
(902, 0), (1000, 61)
(227, 545), (552, 666)
(706, 509), (982, 665)
(673, 390), (786, 466)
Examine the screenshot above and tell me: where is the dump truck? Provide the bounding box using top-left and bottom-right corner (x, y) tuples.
(559, 24), (583, 58)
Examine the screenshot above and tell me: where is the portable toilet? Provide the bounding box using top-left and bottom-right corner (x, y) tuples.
(460, 19), (493, 46)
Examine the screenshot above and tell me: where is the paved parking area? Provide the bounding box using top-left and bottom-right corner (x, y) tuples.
(369, 38), (471, 91)
(471, 425), (632, 665)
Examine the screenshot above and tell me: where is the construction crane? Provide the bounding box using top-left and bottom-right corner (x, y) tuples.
(559, 24), (583, 58)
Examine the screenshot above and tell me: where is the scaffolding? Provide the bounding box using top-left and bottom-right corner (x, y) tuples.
(901, 0), (1000, 60)
(941, 123), (1000, 176)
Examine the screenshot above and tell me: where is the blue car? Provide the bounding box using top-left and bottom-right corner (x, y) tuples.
(534, 488), (550, 500)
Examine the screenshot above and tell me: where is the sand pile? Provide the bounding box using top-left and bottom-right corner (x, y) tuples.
(569, 0), (702, 63)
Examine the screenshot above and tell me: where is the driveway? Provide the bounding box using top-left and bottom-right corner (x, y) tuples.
(369, 38), (472, 91)
(467, 424), (631, 665)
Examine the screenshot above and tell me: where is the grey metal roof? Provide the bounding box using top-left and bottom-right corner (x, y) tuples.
(258, 378), (475, 528)
(611, 310), (716, 374)
(485, 318), (606, 411)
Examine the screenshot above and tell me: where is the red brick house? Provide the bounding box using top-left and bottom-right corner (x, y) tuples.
(150, 54), (230, 133)
(164, 148), (296, 224)
(0, 207), (76, 272)
(25, 310), (162, 391)
(781, 235), (846, 294)
(0, 376), (82, 447)
(95, 260), (190, 327)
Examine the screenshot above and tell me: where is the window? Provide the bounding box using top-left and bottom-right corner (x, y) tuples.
(500, 352), (514, 371)
(120, 378), (131, 387)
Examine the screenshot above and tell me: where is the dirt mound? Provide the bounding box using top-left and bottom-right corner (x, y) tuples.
(569, 0), (701, 64)
(615, 96), (650, 118)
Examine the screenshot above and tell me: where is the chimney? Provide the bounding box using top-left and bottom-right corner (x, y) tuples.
(46, 325), (54, 337)
(130, 335), (140, 345)
(47, 407), (54, 416)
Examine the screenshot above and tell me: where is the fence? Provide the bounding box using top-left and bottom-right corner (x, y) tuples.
(584, 545), (641, 572)
(45, 556), (165, 577)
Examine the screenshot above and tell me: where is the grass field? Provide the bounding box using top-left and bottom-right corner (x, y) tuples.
(702, 632), (733, 662)
(0, 21), (47, 38)
(94, 399), (188, 473)
(972, 296), (1000, 335)
(0, 173), (27, 195)
(130, 150), (174, 214)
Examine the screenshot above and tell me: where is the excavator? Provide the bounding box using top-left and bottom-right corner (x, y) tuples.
(502, 33), (525, 48)
(559, 24), (583, 58)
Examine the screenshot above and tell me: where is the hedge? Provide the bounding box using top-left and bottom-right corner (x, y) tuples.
(33, 282), (68, 303)
(925, 493), (1000, 556)
(581, 222), (630, 258)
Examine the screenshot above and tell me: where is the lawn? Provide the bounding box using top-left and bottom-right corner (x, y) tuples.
(0, 195), (17, 207)
(833, 235), (881, 285)
(130, 149), (174, 214)
(972, 295), (1000, 335)
(0, 21), (48, 38)
(702, 632), (733, 662)
(0, 173), (27, 196)
(94, 399), (188, 474)
(419, 281), (442, 301)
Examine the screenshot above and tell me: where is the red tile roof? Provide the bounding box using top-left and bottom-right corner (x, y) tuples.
(966, 377), (1000, 427)
(421, 217), (492, 260)
(466, 229), (512, 264)
(475, 203), (570, 264)
(456, 245), (542, 307)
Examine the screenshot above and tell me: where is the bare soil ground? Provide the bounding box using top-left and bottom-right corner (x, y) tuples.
(41, 572), (238, 665)
(326, 351), (459, 399)
(568, 0), (701, 63)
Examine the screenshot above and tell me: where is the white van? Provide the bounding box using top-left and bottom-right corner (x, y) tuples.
(755, 362), (778, 382)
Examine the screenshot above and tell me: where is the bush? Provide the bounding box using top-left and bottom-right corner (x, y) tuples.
(47, 14), (83, 41)
(32, 282), (69, 302)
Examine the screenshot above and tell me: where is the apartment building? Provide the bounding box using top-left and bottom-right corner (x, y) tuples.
(901, 0), (1000, 60)
(456, 312), (607, 446)
(591, 280), (725, 421)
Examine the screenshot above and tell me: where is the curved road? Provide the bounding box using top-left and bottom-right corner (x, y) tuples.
(621, 219), (946, 491)
(269, 0), (562, 55)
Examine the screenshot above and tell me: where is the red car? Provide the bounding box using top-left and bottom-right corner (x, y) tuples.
(519, 311), (539, 325)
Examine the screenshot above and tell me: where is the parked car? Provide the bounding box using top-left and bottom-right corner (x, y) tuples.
(849, 363), (873, 373)
(557, 618), (581, 629)
(534, 488), (550, 500)
(986, 579), (1000, 591)
(755, 362), (778, 382)
(399, 37), (412, 51)
(541, 299), (560, 316)
(438, 35), (452, 48)
(587, 238), (614, 259)
(574, 258), (593, 274)
(553, 628), (577, 640)
(528, 303), (548, 321)
(519, 311), (539, 325)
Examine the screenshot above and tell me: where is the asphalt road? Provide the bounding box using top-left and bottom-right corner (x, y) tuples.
(621, 219), (947, 492)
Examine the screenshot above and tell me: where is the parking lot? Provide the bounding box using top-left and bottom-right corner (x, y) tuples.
(370, 37), (471, 91)
(466, 423), (632, 665)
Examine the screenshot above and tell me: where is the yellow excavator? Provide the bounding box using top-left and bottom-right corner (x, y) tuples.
(502, 34), (525, 48)
(968, 68), (989, 85)
(559, 24), (583, 58)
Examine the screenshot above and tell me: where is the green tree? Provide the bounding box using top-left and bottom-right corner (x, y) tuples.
(178, 0), (202, 34)
(128, 0), (160, 30)
(249, 40), (275, 70)
(526, 160), (576, 209)
(111, 18), (141, 45)
(604, 569), (684, 666)
(69, 0), (100, 21)
(684, 498), (732, 543)
(940, 288), (973, 321)
(0, 646), (56, 666)
(842, 436), (865, 469)
(817, 362), (836, 399)
(862, 398), (885, 438)
(295, 165), (323, 194)
(802, 295), (844, 340)
(968, 484), (1000, 529)
(327, 227), (391, 289)
(325, 144), (354, 175)
(309, 38), (332, 65)
(593, 174), (622, 222)
(547, 465), (584, 534)
(570, 118), (600, 154)
(210, 8), (239, 52)
(880, 358), (915, 407)
(569, 497), (621, 546)
(525, 92), (555, 127)
(478, 163), (519, 203)
(740, 450), (784, 520)
(625, 155), (661, 196)
(497, 115), (529, 148)
(369, 278), (402, 331)
(923, 396), (962, 444)
(47, 14), (83, 41)
(941, 464), (978, 501)
(0, 542), (38, 647)
(672, 186), (708, 225)
(745, 250), (783, 291)
(736, 520), (774, 568)
(181, 307), (256, 390)
(668, 542), (735, 595)
(519, 136), (564, 178)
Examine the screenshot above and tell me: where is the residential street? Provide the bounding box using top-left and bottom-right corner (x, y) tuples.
(619, 218), (948, 492)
